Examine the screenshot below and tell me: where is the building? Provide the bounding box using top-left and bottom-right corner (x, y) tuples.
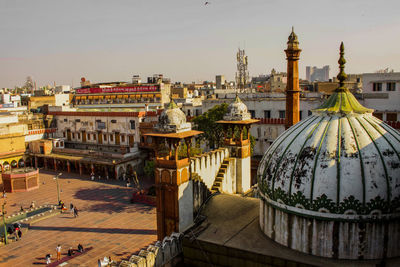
(33, 109), (161, 179)
(362, 71), (400, 122)
(72, 77), (171, 111)
(306, 65), (330, 81)
(315, 73), (362, 95)
(215, 75), (225, 89)
(266, 69), (287, 92)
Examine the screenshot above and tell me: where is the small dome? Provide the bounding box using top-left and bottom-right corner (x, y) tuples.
(156, 101), (191, 133)
(223, 95), (251, 121)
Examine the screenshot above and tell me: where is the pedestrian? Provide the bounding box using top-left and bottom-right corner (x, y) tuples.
(46, 254), (51, 264)
(98, 175), (101, 180)
(67, 247), (74, 256)
(98, 259), (101, 267)
(73, 207), (79, 218)
(56, 244), (61, 261)
(70, 203), (74, 214)
(14, 230), (19, 241)
(20, 206), (24, 212)
(30, 201), (35, 209)
(17, 230), (22, 240)
(77, 243), (83, 253)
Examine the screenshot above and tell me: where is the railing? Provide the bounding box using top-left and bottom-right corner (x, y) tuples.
(254, 118), (286, 124)
(385, 121), (400, 130)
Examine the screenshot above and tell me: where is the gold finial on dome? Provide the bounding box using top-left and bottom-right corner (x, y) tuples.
(336, 42), (347, 91)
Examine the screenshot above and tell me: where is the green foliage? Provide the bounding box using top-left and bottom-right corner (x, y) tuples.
(143, 160), (155, 178)
(177, 141), (203, 158)
(192, 103), (228, 149)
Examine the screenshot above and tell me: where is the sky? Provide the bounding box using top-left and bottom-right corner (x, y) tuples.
(0, 0), (400, 88)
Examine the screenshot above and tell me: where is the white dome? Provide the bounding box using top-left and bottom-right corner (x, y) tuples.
(223, 95), (251, 121)
(156, 101), (191, 133)
(257, 43), (400, 260)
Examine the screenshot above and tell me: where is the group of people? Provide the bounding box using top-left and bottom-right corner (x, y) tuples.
(59, 200), (79, 217)
(7, 222), (22, 241)
(45, 243), (84, 264)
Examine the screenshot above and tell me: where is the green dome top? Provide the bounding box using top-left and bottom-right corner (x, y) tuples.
(313, 42), (373, 115)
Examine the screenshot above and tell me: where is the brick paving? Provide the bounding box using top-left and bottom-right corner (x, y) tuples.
(0, 170), (156, 267)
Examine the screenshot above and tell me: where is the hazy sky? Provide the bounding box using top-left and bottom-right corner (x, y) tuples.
(1, 0), (399, 88)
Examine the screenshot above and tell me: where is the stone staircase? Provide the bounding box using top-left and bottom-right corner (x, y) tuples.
(211, 159), (229, 193)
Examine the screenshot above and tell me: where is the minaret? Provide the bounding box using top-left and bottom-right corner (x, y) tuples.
(284, 27), (302, 129)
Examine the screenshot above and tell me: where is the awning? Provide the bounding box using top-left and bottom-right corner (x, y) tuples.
(155, 94), (161, 98)
(75, 96), (81, 100)
(123, 95), (129, 98)
(142, 94), (148, 98)
(135, 94), (141, 99)
(110, 95), (116, 99)
(105, 95), (111, 99)
(129, 94), (135, 98)
(98, 96), (104, 99)
(117, 95), (123, 99)
(81, 96), (87, 100)
(93, 96), (99, 99)
(88, 96), (93, 100)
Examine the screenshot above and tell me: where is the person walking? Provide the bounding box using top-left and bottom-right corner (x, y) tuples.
(56, 244), (62, 261)
(73, 207), (79, 218)
(70, 203), (74, 214)
(17, 230), (22, 240)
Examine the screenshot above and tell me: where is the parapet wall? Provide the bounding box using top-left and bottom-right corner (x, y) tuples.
(190, 148), (229, 189)
(121, 232), (183, 267)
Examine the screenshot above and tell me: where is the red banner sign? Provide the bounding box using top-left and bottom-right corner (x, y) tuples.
(75, 86), (159, 94)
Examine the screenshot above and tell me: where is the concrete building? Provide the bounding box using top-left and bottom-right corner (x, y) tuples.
(362, 71), (400, 122)
(35, 109), (161, 179)
(72, 78), (171, 111)
(306, 65), (330, 82)
(215, 75), (225, 89)
(266, 69), (287, 92)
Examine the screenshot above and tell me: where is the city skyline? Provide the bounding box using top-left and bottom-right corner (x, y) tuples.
(1, 0), (400, 88)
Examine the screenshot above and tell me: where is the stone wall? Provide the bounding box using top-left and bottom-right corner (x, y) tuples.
(119, 233), (183, 267)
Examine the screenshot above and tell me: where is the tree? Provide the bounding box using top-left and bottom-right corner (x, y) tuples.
(143, 160), (155, 178)
(192, 103), (228, 149)
(23, 76), (34, 92)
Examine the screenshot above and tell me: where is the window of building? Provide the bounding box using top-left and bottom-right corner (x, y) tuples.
(64, 119), (67, 122)
(130, 120), (135, 130)
(249, 110), (255, 118)
(104, 134), (107, 141)
(87, 133), (90, 140)
(93, 134), (96, 141)
(308, 110), (312, 116)
(387, 82), (396, 91)
(373, 82), (382, 91)
(111, 120), (117, 123)
(386, 113), (397, 121)
(72, 133), (75, 139)
(110, 134), (114, 142)
(300, 110), (303, 120)
(63, 132), (66, 138)
(75, 119), (81, 122)
(121, 135), (125, 142)
(279, 110), (286, 119)
(264, 110), (271, 119)
(77, 133), (81, 139)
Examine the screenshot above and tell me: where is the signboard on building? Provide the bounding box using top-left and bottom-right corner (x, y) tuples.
(75, 86), (159, 94)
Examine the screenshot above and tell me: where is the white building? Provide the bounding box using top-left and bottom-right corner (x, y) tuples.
(361, 72), (400, 122)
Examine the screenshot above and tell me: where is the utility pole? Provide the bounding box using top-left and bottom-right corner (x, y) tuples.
(2, 201), (7, 244)
(54, 173), (63, 203)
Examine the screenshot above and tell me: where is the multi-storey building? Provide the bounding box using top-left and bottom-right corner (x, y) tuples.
(30, 108), (160, 179)
(72, 77), (171, 111)
(362, 72), (400, 122)
(306, 65), (330, 81)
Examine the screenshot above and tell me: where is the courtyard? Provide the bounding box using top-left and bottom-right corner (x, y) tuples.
(0, 170), (157, 266)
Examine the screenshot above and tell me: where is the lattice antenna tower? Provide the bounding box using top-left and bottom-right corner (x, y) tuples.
(235, 48), (249, 92)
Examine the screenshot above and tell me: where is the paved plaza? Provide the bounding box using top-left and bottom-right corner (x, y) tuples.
(0, 171), (157, 266)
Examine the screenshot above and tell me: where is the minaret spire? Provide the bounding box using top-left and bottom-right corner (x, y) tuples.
(284, 28), (302, 129)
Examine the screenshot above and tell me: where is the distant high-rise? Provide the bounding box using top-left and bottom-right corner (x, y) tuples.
(235, 49), (249, 91)
(306, 65), (330, 81)
(215, 75), (225, 89)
